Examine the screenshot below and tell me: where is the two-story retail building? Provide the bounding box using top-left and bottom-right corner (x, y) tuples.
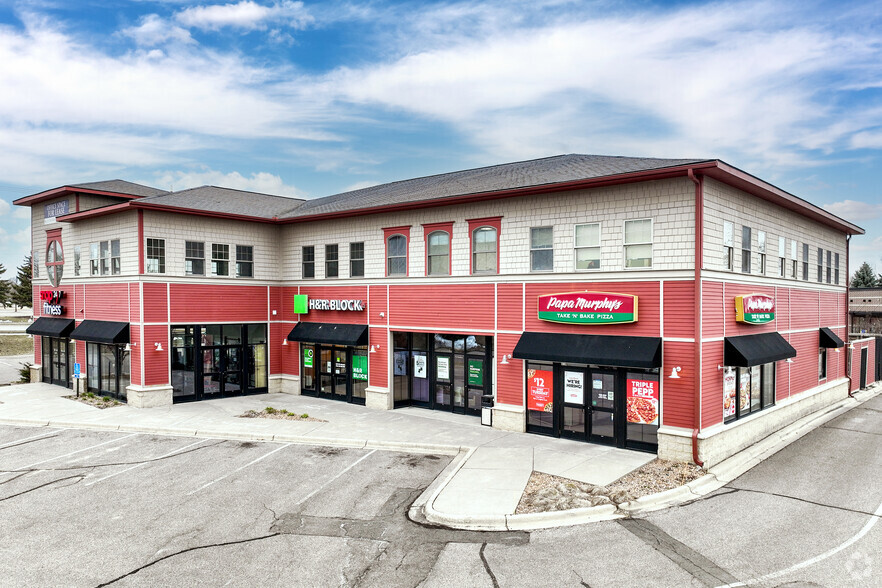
(16, 154), (866, 466)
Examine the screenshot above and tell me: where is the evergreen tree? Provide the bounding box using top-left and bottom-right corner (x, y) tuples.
(12, 255), (32, 309)
(851, 261), (877, 288)
(0, 263), (9, 307)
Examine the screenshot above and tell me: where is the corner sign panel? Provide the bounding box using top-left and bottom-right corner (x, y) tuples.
(537, 291), (637, 325)
(735, 293), (775, 325)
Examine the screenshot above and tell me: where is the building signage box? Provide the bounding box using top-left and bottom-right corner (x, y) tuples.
(735, 294), (775, 324)
(294, 294), (365, 313)
(40, 290), (65, 316)
(537, 292), (637, 324)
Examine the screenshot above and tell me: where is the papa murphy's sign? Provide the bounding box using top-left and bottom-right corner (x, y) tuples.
(735, 294), (775, 325)
(537, 292), (637, 325)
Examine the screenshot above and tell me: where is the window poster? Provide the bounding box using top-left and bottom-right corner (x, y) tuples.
(467, 359), (483, 386)
(352, 355), (367, 381)
(436, 356), (450, 381)
(393, 351), (408, 376)
(739, 368), (751, 412)
(413, 354), (427, 379)
(723, 368), (736, 419)
(626, 377), (659, 425)
(527, 368), (553, 412)
(563, 371), (584, 405)
(303, 348), (314, 368)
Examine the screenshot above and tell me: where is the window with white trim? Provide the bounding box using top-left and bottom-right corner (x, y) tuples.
(350, 242), (364, 278)
(302, 246), (315, 279)
(185, 241), (205, 275)
(90, 243), (99, 276)
(530, 227), (552, 272)
(802, 243), (809, 280)
(791, 241), (798, 279)
(624, 219), (652, 268)
(741, 226), (752, 273)
(575, 223), (600, 270)
(472, 227), (497, 274)
(212, 244), (229, 276)
(387, 234), (407, 276)
(325, 244), (338, 278)
(146, 238), (165, 273)
(826, 250), (832, 284)
(819, 347), (827, 379)
(723, 221), (734, 270)
(778, 236), (786, 277)
(758, 231), (766, 274)
(427, 231), (450, 276)
(74, 245), (81, 277)
(817, 247), (823, 282)
(236, 245), (253, 278)
(46, 239), (63, 287)
(835, 253), (840, 284)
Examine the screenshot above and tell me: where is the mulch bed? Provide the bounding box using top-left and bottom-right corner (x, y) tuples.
(239, 408), (326, 422)
(64, 394), (123, 409)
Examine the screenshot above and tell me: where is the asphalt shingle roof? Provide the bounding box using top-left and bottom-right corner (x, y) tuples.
(281, 154), (709, 219)
(137, 185), (305, 218)
(69, 180), (168, 198)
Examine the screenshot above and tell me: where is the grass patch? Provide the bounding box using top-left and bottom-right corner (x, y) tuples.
(0, 316), (33, 323)
(0, 335), (34, 356)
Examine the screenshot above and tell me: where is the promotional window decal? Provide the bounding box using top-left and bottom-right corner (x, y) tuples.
(626, 377), (659, 425)
(393, 351), (408, 376)
(467, 359), (483, 386)
(723, 368), (736, 418)
(352, 355), (367, 381)
(564, 371), (584, 405)
(303, 348), (314, 368)
(537, 291), (637, 324)
(527, 369), (553, 412)
(413, 354), (427, 379)
(739, 369), (751, 411)
(735, 294), (775, 324)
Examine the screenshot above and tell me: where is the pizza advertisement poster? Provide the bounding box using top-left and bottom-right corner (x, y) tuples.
(527, 368), (553, 412)
(626, 377), (659, 425)
(723, 368), (737, 418)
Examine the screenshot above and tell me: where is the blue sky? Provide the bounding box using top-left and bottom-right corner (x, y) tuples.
(1, 0), (881, 279)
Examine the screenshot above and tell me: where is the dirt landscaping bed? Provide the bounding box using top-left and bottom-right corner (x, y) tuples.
(64, 393), (123, 409)
(239, 407), (326, 422)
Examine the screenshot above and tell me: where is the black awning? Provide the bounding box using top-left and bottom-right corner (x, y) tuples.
(512, 332), (662, 368)
(287, 322), (369, 346)
(26, 317), (75, 338)
(724, 332), (796, 367)
(819, 327), (845, 349)
(70, 320), (130, 344)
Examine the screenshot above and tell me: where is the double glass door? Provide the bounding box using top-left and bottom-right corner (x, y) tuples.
(42, 337), (70, 388)
(301, 344), (367, 405)
(319, 346), (350, 401)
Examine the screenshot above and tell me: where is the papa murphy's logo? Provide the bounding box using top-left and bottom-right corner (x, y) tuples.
(293, 294), (364, 314)
(537, 291), (637, 325)
(735, 294), (775, 324)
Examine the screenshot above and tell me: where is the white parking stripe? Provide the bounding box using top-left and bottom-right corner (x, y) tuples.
(8, 433), (140, 472)
(295, 449), (377, 507)
(187, 443), (291, 495)
(716, 497), (882, 587)
(84, 439), (209, 487)
(0, 430), (66, 450)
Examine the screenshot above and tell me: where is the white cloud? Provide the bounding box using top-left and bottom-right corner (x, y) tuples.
(341, 180), (380, 193)
(0, 200), (10, 216)
(150, 168), (305, 197)
(176, 1), (313, 31)
(822, 200), (882, 223)
(121, 14), (195, 47)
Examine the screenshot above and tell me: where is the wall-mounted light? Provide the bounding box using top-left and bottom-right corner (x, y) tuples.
(835, 347), (841, 353)
(379, 312), (385, 318)
(370, 344), (381, 353)
(282, 339), (288, 346)
(500, 354), (512, 365)
(717, 365), (724, 371)
(124, 342), (136, 352)
(668, 366), (682, 379)
(154, 342), (164, 352)
(785, 358), (794, 363)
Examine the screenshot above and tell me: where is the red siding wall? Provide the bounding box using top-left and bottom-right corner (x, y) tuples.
(143, 324), (169, 386)
(389, 284), (495, 331)
(496, 333), (522, 406)
(661, 341), (695, 428)
(702, 281), (724, 339)
(662, 281), (695, 339)
(129, 283), (141, 323)
(142, 282), (167, 324)
(84, 284), (131, 321)
(496, 284), (524, 332)
(369, 326), (388, 388)
(169, 284), (267, 323)
(701, 341), (725, 428)
(298, 286), (368, 325)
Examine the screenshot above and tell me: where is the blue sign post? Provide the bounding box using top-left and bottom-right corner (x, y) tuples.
(74, 362), (81, 377)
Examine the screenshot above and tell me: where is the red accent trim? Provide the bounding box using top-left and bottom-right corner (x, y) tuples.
(75, 194), (80, 212)
(383, 226), (410, 277)
(689, 168), (705, 467)
(846, 235), (852, 396)
(467, 217), (501, 275)
(57, 202), (133, 222)
(13, 186), (147, 207)
(138, 210), (144, 275)
(423, 221), (454, 276)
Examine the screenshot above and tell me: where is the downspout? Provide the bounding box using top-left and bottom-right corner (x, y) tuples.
(846, 234), (853, 397)
(688, 169), (705, 467)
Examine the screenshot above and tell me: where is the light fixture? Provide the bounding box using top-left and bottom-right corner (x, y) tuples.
(717, 365), (724, 371)
(124, 342), (136, 352)
(785, 358), (794, 363)
(370, 344), (380, 353)
(848, 343), (855, 350)
(282, 339), (288, 346)
(500, 354), (512, 365)
(835, 347), (841, 353)
(668, 366), (681, 379)
(379, 312), (385, 318)
(154, 342), (164, 352)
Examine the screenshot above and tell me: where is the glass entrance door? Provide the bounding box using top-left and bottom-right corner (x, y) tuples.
(588, 370), (617, 445)
(560, 368), (588, 440)
(42, 337), (70, 388)
(319, 345), (350, 401)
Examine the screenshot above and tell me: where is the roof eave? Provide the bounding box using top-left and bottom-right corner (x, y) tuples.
(13, 186), (148, 207)
(56, 202), (135, 222)
(130, 201), (279, 223)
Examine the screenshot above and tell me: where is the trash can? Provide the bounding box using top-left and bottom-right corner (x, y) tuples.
(481, 394), (494, 426)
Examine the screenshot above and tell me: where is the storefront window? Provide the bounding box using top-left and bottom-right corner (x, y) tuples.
(302, 345), (315, 390)
(172, 326), (196, 400)
(526, 362), (554, 431)
(625, 372), (660, 446)
(247, 324), (267, 389)
(725, 362), (775, 423)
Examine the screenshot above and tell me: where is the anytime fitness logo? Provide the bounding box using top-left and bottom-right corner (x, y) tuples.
(40, 290), (65, 316)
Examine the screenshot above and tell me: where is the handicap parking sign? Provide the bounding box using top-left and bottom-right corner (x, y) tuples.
(74, 363), (81, 377)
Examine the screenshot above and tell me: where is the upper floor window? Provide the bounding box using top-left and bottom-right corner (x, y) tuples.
(46, 238), (63, 287)
(472, 227), (497, 274)
(90, 243), (99, 276)
(325, 244), (338, 278)
(817, 247), (823, 282)
(530, 227), (553, 272)
(834, 253), (840, 284)
(427, 231), (450, 276)
(387, 235), (407, 276)
(826, 250), (832, 284)
(302, 246), (315, 279)
(624, 218), (652, 268)
(74, 245), (81, 277)
(350, 242), (364, 278)
(791, 241), (798, 279)
(100, 241), (110, 275)
(778, 236), (786, 278)
(802, 243), (809, 280)
(723, 221), (734, 270)
(741, 226), (752, 273)
(757, 231), (766, 274)
(236, 245), (253, 278)
(146, 238), (165, 273)
(212, 244), (229, 276)
(575, 223), (600, 270)
(185, 241), (205, 276)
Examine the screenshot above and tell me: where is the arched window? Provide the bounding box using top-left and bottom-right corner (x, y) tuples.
(387, 234), (407, 276)
(427, 231), (450, 276)
(472, 226), (497, 274)
(46, 238), (64, 287)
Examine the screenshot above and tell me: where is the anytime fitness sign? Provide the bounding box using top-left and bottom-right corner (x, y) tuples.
(735, 294), (775, 324)
(41, 290), (65, 316)
(537, 291), (637, 325)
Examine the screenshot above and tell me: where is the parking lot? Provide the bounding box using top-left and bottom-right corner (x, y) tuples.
(0, 426), (509, 587)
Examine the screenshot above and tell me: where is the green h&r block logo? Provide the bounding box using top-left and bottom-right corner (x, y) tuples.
(294, 294), (308, 314)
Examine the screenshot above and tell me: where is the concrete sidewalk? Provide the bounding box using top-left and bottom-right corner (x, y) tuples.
(0, 383), (653, 528)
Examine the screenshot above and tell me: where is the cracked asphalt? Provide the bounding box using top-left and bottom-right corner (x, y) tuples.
(0, 393), (879, 587)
